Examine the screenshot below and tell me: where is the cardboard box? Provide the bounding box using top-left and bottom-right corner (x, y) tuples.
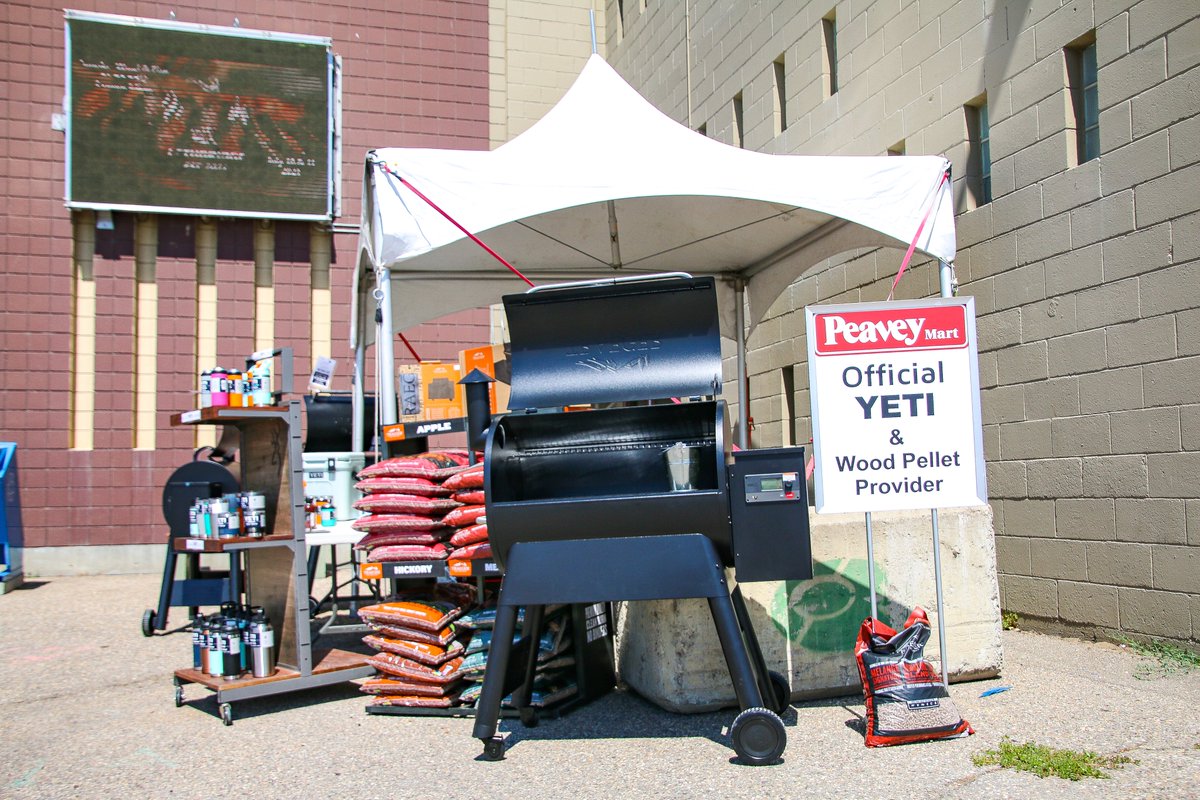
(420, 361), (464, 420)
(458, 343), (511, 414)
(397, 364), (422, 422)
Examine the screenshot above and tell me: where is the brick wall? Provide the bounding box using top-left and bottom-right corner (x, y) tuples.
(608, 0), (1200, 644)
(0, 0), (490, 553)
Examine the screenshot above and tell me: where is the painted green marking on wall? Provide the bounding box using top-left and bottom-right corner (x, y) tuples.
(770, 559), (886, 652)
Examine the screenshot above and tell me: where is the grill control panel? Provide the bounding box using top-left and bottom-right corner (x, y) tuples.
(743, 472), (801, 503)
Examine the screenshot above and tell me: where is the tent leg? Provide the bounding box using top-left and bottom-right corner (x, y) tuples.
(931, 259), (955, 686)
(376, 268), (398, 426)
(352, 343), (366, 452)
(735, 279), (748, 450)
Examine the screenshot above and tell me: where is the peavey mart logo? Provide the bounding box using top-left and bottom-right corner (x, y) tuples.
(814, 305), (969, 355)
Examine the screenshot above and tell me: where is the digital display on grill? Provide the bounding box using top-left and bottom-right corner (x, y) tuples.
(66, 12), (335, 219)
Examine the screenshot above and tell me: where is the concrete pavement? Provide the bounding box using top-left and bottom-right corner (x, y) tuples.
(1, 573), (1197, 799)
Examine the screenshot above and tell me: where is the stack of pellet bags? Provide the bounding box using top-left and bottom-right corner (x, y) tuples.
(349, 451), (578, 710)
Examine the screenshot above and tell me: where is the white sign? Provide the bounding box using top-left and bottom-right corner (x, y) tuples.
(308, 356), (337, 392)
(806, 298), (987, 514)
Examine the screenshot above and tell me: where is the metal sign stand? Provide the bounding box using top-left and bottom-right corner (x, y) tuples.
(862, 261), (958, 689)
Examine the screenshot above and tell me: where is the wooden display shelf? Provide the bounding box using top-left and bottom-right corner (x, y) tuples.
(175, 648), (371, 692)
(173, 534), (293, 553)
(171, 406), (290, 426)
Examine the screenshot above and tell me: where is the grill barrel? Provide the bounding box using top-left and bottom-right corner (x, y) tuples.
(485, 400), (732, 569)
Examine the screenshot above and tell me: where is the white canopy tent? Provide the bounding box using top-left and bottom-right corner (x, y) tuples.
(352, 54), (957, 445)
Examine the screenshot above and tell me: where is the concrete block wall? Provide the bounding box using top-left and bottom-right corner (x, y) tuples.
(489, 0), (603, 146)
(608, 0), (1200, 645)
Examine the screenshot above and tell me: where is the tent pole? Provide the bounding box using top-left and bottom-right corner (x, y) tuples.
(931, 258), (955, 686)
(377, 268), (398, 426)
(352, 341), (366, 452)
(939, 259), (957, 297)
(735, 278), (748, 449)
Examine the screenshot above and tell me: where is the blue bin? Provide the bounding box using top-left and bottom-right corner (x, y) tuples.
(0, 442), (24, 582)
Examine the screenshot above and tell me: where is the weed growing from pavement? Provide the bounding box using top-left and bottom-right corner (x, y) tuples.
(1117, 637), (1200, 679)
(972, 738), (1134, 781)
(1000, 611), (1018, 630)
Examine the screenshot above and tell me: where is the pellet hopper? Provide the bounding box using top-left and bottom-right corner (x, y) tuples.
(472, 273), (814, 765)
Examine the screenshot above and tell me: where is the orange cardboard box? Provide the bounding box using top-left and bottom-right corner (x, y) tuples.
(458, 343), (511, 414)
(419, 361), (464, 420)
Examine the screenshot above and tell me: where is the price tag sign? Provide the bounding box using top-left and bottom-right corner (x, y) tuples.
(308, 356), (336, 392)
(185, 538), (205, 551)
(806, 297), (987, 514)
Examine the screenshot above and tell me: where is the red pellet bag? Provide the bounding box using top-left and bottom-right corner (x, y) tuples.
(356, 452), (471, 480)
(368, 694), (459, 708)
(360, 677), (459, 697)
(359, 599), (462, 631)
(354, 530), (448, 550)
(452, 490), (486, 505)
(366, 653), (465, 684)
(449, 523), (488, 548)
(443, 505), (486, 528)
(367, 543), (449, 563)
(854, 608), (973, 747)
(442, 464), (484, 491)
(369, 623), (458, 648)
(448, 541), (492, 561)
(362, 634), (464, 666)
(351, 514), (447, 533)
(355, 476), (452, 497)
(354, 493), (459, 516)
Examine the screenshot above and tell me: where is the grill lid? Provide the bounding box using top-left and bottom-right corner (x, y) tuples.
(503, 274), (723, 409)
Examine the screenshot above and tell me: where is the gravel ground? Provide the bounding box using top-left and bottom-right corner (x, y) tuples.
(1, 573), (1198, 799)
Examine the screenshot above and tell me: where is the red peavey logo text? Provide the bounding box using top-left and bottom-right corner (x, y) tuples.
(814, 305), (968, 355)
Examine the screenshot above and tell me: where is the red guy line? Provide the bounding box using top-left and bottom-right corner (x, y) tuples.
(378, 161), (535, 287)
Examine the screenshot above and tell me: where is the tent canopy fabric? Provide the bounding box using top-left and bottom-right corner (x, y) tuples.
(353, 53), (955, 348)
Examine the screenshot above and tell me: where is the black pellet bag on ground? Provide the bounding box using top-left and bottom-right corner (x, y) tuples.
(854, 607), (973, 747)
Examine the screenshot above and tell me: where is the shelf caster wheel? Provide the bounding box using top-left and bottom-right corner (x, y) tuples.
(220, 703), (233, 726)
(141, 609), (156, 637)
(174, 685), (184, 708)
(767, 670), (791, 715)
(519, 707), (539, 728)
(730, 707), (786, 766)
(481, 736), (505, 761)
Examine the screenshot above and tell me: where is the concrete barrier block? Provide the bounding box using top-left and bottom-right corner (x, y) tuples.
(615, 505), (1002, 712)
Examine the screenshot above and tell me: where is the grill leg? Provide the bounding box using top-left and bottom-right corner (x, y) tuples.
(510, 604), (545, 723)
(154, 548), (179, 629)
(472, 602), (520, 744)
(730, 585), (773, 706)
(707, 591), (765, 711)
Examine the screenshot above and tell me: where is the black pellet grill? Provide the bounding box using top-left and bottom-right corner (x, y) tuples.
(472, 274), (814, 765)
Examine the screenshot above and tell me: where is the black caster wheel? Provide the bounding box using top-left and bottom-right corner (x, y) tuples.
(141, 609), (156, 637)
(220, 703), (233, 726)
(767, 670), (791, 715)
(481, 736), (505, 761)
(174, 685), (184, 708)
(519, 707), (539, 728)
(730, 707), (786, 766)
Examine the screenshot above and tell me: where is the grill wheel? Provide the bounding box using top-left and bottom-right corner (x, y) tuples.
(730, 707), (786, 765)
